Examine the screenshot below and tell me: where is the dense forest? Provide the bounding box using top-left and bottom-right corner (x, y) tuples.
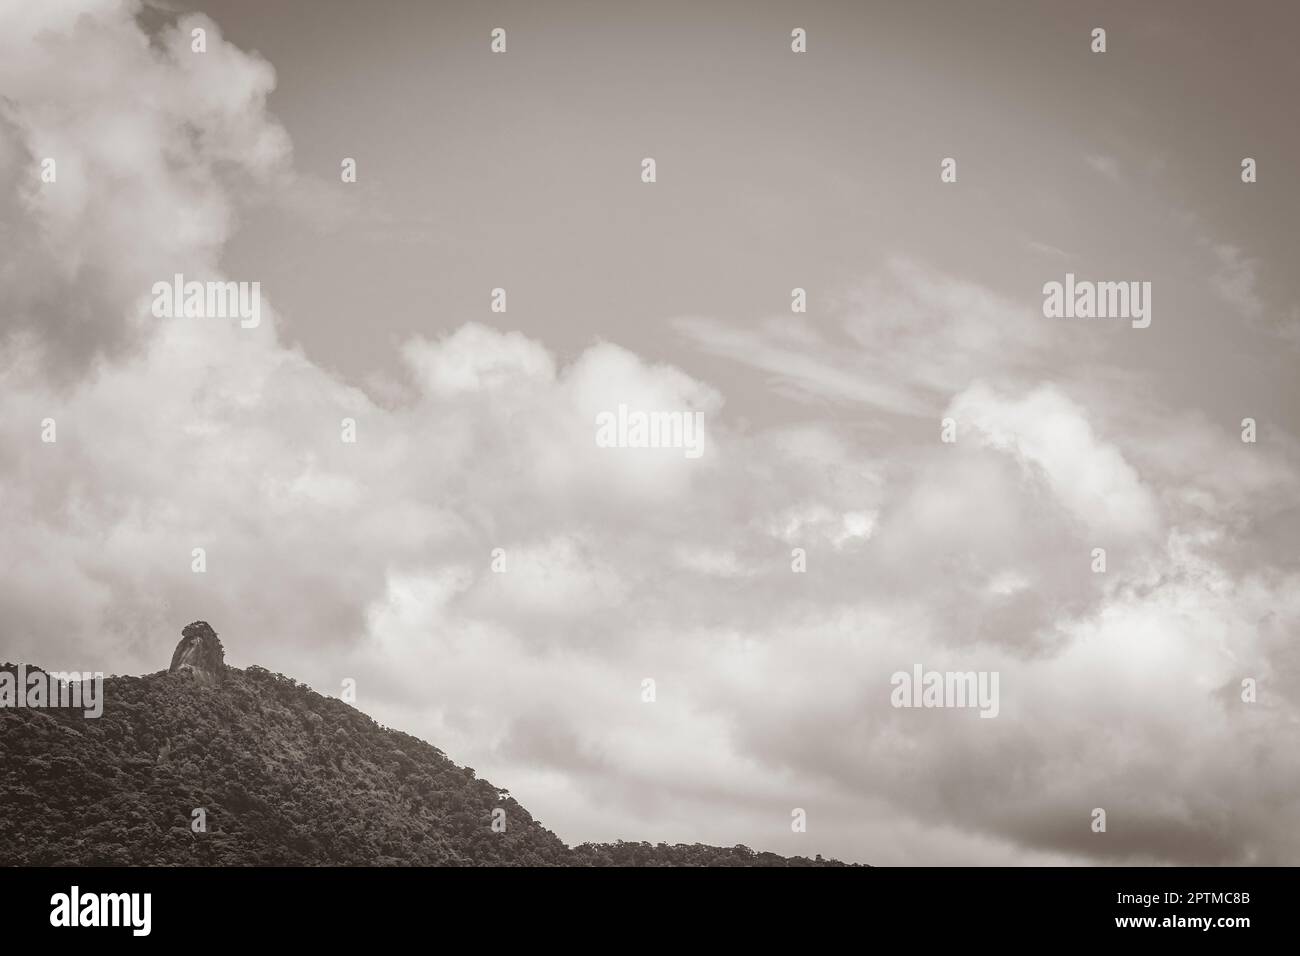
(0, 654), (851, 867)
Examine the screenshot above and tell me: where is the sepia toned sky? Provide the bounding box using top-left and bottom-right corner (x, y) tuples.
(2, 0), (1299, 864)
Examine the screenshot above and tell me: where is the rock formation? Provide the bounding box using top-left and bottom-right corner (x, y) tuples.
(167, 620), (226, 685)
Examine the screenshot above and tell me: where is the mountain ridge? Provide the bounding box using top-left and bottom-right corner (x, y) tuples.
(0, 623), (855, 866)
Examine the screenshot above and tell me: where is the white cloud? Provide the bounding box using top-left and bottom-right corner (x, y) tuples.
(403, 323), (556, 397)
(948, 382), (1160, 538)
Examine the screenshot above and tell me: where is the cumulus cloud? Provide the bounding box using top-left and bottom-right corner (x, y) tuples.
(0, 3), (291, 374)
(947, 382), (1160, 538)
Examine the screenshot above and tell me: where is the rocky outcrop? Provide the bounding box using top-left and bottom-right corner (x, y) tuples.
(168, 621), (226, 685)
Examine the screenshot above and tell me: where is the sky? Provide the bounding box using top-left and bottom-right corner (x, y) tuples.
(1, 0), (1298, 865)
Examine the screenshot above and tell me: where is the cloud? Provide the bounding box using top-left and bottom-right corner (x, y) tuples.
(947, 382), (1160, 538)
(1084, 154), (1122, 181)
(675, 258), (1061, 415)
(1209, 244), (1264, 319)
(403, 323), (557, 397)
(0, 4), (291, 375)
(674, 313), (926, 413)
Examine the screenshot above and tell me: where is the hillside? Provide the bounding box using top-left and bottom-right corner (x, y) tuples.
(0, 623), (850, 866)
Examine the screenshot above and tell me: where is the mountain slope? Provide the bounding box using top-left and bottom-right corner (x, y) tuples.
(0, 623), (851, 866)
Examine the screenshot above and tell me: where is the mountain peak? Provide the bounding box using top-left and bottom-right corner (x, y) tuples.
(168, 621), (225, 684)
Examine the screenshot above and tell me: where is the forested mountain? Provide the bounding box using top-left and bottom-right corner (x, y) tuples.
(0, 623), (851, 866)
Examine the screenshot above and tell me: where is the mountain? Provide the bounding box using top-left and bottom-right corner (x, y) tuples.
(0, 622), (851, 866)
